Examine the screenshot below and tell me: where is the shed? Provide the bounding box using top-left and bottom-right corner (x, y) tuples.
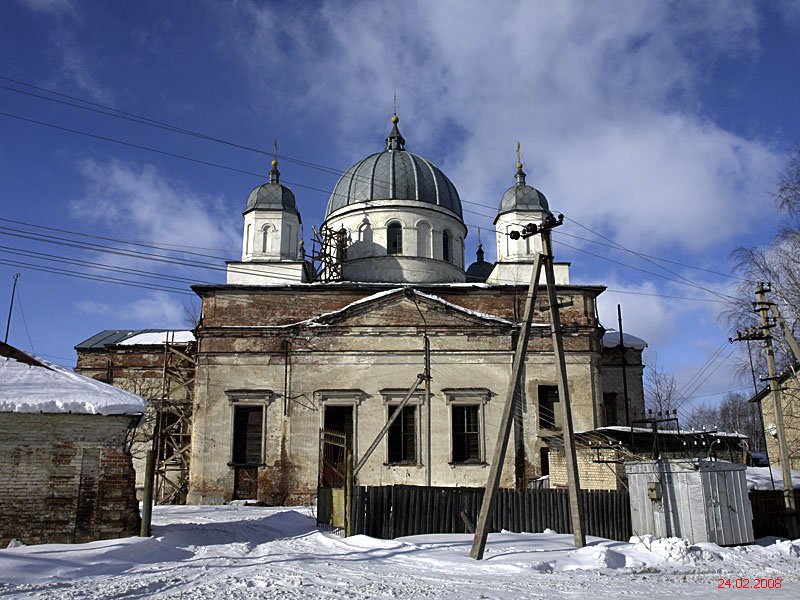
(625, 459), (754, 546)
(0, 342), (145, 546)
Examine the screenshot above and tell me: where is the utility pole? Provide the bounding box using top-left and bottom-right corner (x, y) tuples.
(471, 213), (585, 559)
(755, 283), (797, 534)
(541, 220), (585, 549)
(4, 273), (20, 344)
(617, 305), (631, 428)
(729, 329), (775, 489)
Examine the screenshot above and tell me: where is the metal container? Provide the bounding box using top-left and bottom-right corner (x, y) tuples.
(625, 459), (754, 545)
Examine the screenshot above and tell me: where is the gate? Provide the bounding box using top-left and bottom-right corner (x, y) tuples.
(317, 429), (353, 535)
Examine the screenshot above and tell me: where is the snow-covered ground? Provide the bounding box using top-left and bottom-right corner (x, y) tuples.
(1, 505), (799, 599)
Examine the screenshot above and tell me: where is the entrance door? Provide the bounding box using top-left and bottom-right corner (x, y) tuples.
(322, 405), (353, 488)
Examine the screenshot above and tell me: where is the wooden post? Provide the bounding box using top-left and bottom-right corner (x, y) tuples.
(140, 449), (155, 537)
(470, 252), (543, 559)
(541, 227), (586, 549)
(354, 376), (424, 476)
(345, 446), (353, 537)
(424, 334), (432, 487)
(770, 303), (800, 364)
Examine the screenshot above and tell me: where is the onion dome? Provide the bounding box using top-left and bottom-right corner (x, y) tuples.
(466, 242), (494, 282)
(495, 159), (548, 222)
(244, 156), (300, 222)
(325, 114), (463, 220)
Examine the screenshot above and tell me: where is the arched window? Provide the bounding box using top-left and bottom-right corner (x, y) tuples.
(442, 229), (451, 263)
(387, 222), (402, 255)
(261, 227), (269, 253)
(359, 221), (373, 243)
(417, 221), (432, 258)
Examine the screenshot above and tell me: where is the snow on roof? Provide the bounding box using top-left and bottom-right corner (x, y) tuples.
(588, 426), (748, 438)
(0, 351), (145, 416)
(747, 466), (800, 490)
(293, 288), (515, 328)
(602, 330), (647, 349)
(117, 330), (195, 346)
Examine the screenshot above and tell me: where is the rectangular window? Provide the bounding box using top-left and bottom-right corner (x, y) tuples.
(232, 405), (263, 464)
(603, 392), (617, 426)
(452, 404), (481, 463)
(387, 405), (416, 464)
(538, 385), (559, 429)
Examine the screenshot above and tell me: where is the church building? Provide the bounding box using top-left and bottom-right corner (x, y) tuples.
(180, 114), (645, 504)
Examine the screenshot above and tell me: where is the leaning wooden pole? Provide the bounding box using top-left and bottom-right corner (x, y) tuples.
(541, 226), (586, 548)
(470, 251), (543, 560)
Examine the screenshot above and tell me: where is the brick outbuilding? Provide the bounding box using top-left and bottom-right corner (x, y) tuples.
(0, 342), (144, 546)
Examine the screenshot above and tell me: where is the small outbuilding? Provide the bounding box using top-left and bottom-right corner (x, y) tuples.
(0, 342), (145, 546)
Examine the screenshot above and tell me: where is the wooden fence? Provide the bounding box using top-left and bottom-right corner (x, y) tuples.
(350, 485), (632, 541)
(749, 489), (800, 539)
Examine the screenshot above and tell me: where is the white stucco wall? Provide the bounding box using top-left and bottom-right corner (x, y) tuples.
(325, 200), (467, 283)
(241, 210), (300, 262)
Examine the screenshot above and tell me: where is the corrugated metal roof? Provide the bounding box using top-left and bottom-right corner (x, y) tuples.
(74, 330), (139, 350)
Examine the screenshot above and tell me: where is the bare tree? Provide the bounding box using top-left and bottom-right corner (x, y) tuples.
(644, 354), (685, 418)
(686, 402), (719, 431)
(182, 298), (200, 329)
(726, 146), (800, 378)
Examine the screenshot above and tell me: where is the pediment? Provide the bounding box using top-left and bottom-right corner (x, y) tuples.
(303, 289), (511, 329)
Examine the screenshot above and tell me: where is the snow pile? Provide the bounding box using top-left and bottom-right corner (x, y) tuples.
(630, 535), (703, 564)
(747, 466), (800, 490)
(1, 506), (800, 598)
(0, 355), (145, 415)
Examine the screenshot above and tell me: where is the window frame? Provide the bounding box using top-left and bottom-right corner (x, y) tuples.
(380, 388), (425, 466)
(443, 388), (491, 466)
(386, 221), (403, 255)
(442, 229), (451, 263)
(225, 389), (274, 467)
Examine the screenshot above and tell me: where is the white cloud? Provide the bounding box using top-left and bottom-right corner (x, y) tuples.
(71, 158), (240, 257)
(75, 292), (184, 326)
(223, 0), (779, 257)
(75, 300), (111, 315)
(16, 0), (76, 17)
(124, 292), (184, 324)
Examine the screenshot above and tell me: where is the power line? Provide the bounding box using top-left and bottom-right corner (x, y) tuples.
(0, 257), (195, 296)
(553, 230), (753, 284)
(553, 238), (737, 305)
(562, 215), (740, 303)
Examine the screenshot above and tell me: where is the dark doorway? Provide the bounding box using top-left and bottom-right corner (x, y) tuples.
(324, 405), (353, 439)
(323, 405), (353, 484)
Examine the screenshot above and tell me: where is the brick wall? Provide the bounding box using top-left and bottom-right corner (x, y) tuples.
(0, 413), (141, 546)
(549, 447), (626, 490)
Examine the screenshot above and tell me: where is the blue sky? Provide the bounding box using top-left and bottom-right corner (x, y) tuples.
(1, 0), (799, 421)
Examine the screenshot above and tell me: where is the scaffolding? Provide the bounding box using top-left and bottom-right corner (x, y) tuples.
(153, 334), (195, 504)
(310, 223), (347, 282)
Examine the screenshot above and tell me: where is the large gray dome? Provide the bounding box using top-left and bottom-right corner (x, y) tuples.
(325, 116), (463, 219)
(244, 162), (300, 222)
(496, 165), (549, 220)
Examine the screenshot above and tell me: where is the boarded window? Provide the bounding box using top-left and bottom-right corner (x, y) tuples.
(452, 404), (481, 463)
(233, 405), (263, 464)
(387, 222), (403, 255)
(538, 385), (559, 429)
(387, 405), (416, 464)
